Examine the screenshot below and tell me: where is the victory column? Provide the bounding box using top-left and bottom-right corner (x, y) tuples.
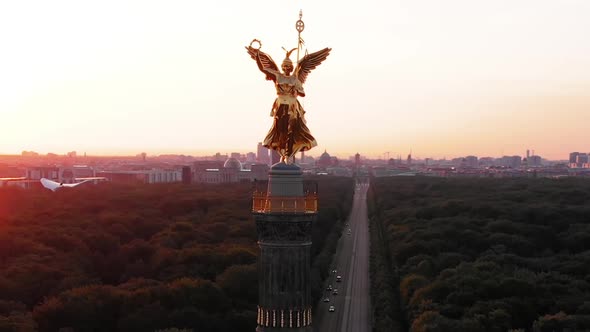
(247, 11), (331, 331)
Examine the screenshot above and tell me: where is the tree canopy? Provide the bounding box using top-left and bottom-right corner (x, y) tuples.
(0, 177), (353, 331)
(370, 177), (590, 331)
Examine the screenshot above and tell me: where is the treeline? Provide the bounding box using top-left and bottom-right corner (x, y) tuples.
(0, 176), (352, 332)
(370, 177), (590, 331)
(368, 193), (406, 332)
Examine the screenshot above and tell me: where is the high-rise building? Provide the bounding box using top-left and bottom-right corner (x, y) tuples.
(271, 150), (281, 165)
(570, 152), (580, 163)
(257, 143), (271, 165)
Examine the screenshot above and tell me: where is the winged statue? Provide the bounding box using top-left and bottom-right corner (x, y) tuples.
(246, 40), (331, 163)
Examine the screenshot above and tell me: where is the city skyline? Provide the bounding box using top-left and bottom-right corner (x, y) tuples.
(1, 1), (589, 160)
(3, 146), (575, 162)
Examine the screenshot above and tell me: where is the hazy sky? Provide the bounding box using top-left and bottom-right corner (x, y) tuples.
(1, 0), (589, 159)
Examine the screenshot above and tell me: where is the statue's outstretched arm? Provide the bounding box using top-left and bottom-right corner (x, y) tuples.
(245, 45), (279, 82)
(256, 52), (277, 82)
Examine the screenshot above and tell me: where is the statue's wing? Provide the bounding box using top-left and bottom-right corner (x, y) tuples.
(295, 47), (331, 84)
(245, 46), (280, 81)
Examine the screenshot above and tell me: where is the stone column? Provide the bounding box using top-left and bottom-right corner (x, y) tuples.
(253, 163), (316, 332)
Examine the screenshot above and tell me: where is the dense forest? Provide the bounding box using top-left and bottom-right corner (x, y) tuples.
(0, 176), (353, 332)
(369, 177), (590, 332)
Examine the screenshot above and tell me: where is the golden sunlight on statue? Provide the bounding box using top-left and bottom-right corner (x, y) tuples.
(245, 34), (331, 164)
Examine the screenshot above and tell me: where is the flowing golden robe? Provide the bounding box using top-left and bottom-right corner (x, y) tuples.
(263, 72), (317, 161)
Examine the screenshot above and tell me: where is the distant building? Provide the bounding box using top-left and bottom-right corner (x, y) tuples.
(214, 152), (226, 161)
(98, 169), (181, 184)
(0, 164), (24, 178)
(529, 155), (542, 167)
(193, 157), (269, 183)
(271, 150), (280, 165)
(569, 152), (589, 168)
(479, 157), (494, 166)
(26, 167), (60, 181)
(451, 158), (465, 167)
(257, 143), (270, 165)
(464, 156), (478, 168)
(194, 160), (225, 171)
(250, 164), (270, 180)
(182, 166), (192, 184)
(21, 151), (39, 157)
(317, 150), (332, 168)
(498, 156), (522, 168)
(302, 155), (315, 164)
(325, 166), (352, 177)
(22, 165), (96, 185)
(371, 165), (415, 177)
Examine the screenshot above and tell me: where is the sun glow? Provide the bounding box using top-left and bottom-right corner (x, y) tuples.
(1, 0), (589, 159)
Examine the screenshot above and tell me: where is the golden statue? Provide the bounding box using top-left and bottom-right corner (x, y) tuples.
(246, 12), (331, 163)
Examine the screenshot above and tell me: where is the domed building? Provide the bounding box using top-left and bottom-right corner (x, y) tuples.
(193, 156), (268, 183)
(223, 157), (242, 171)
(317, 150), (333, 168)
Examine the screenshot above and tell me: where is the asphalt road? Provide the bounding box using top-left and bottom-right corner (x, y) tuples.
(313, 179), (371, 332)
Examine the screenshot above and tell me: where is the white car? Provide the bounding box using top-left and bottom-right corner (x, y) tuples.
(323, 297), (330, 302)
(329, 305), (335, 312)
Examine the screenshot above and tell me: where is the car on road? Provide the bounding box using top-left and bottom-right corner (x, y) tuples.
(336, 275), (342, 282)
(329, 305), (335, 312)
(323, 297), (330, 302)
(332, 289), (338, 295)
(326, 285), (332, 291)
(332, 269), (337, 274)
